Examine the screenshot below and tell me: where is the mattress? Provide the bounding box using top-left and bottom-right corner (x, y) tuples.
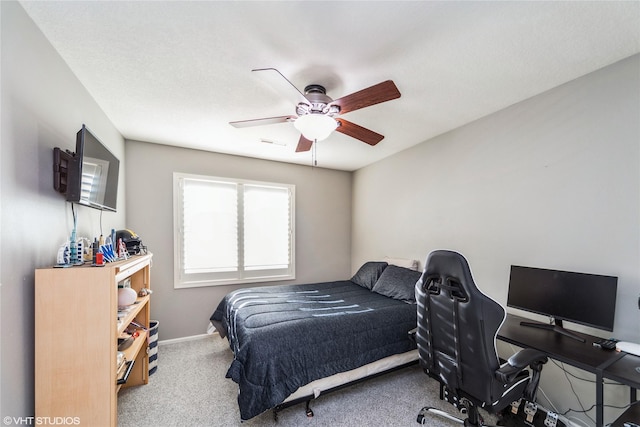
(281, 349), (419, 403)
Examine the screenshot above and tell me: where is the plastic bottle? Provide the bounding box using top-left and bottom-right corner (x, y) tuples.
(92, 238), (99, 265)
(70, 228), (77, 265)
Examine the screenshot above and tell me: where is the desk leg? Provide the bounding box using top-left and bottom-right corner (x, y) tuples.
(596, 370), (604, 427)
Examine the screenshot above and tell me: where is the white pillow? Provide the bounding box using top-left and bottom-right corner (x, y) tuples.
(383, 256), (419, 271)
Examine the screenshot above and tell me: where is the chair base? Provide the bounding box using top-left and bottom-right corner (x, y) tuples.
(417, 406), (487, 427)
(418, 383), (488, 426)
(416, 402), (566, 427)
(417, 407), (464, 425)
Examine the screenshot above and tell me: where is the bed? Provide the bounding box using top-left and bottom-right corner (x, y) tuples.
(209, 261), (421, 421)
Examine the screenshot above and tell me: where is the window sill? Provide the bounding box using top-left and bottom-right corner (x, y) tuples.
(175, 273), (296, 289)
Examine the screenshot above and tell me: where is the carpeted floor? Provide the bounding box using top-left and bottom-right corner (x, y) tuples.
(117, 335), (497, 427)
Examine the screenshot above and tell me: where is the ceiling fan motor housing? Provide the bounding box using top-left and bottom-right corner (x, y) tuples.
(296, 84), (339, 116)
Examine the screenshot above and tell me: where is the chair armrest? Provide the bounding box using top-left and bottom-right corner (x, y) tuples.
(508, 348), (548, 369)
(495, 348), (547, 383)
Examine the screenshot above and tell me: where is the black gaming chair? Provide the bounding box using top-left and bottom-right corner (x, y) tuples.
(414, 250), (548, 426)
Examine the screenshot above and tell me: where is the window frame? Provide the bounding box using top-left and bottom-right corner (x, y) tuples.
(173, 172), (295, 288)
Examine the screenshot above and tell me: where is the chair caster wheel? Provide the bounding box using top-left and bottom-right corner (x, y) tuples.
(417, 407), (429, 424)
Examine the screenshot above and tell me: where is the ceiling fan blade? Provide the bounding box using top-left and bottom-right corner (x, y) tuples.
(335, 118), (384, 146)
(295, 135), (313, 152)
(331, 80), (401, 115)
(252, 68), (309, 105)
(229, 115), (295, 128)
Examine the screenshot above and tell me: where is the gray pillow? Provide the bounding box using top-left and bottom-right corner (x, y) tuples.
(351, 261), (388, 290)
(371, 265), (422, 302)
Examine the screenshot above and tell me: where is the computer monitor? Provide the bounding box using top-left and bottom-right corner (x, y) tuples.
(507, 265), (618, 342)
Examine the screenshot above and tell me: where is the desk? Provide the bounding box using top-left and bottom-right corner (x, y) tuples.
(604, 353), (640, 426)
(498, 314), (637, 427)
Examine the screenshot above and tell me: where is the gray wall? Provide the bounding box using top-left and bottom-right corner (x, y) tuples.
(125, 141), (352, 340)
(1, 2), (126, 418)
(352, 54), (640, 424)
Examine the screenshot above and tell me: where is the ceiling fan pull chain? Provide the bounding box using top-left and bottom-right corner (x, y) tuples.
(312, 139), (317, 167)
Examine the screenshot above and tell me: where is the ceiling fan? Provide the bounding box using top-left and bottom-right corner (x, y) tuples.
(230, 68), (401, 153)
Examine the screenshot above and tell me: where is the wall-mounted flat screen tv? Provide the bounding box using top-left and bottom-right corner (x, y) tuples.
(65, 124), (120, 212)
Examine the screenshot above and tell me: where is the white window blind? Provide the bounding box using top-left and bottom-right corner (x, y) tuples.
(244, 184), (291, 271)
(174, 173), (295, 288)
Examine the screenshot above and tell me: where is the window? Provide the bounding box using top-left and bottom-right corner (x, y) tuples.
(173, 173), (295, 288)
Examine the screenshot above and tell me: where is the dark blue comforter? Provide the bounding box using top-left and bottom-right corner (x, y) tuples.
(210, 280), (417, 420)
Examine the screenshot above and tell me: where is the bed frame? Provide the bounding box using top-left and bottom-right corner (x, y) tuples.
(272, 349), (418, 420)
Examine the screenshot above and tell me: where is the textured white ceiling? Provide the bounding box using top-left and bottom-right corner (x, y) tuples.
(20, 1), (640, 171)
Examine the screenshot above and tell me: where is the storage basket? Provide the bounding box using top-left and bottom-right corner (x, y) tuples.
(148, 320), (159, 375)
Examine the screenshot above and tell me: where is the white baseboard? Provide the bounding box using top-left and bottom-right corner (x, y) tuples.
(158, 331), (218, 346)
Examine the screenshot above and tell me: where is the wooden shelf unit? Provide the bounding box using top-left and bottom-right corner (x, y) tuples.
(35, 253), (152, 427)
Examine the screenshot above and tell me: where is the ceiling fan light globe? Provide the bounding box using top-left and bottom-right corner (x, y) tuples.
(294, 114), (337, 141)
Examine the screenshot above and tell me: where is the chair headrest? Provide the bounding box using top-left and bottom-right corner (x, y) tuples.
(421, 250), (477, 300)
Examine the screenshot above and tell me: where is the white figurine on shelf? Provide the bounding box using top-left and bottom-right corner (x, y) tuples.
(118, 238), (129, 260)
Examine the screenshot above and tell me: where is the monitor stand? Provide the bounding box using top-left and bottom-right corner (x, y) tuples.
(519, 318), (586, 343)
